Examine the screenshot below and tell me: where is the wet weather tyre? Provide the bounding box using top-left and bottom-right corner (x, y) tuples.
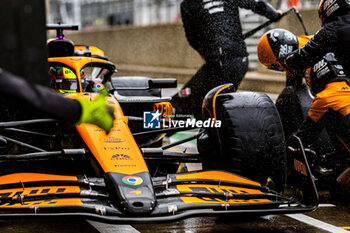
(276, 85), (334, 155)
(215, 92), (286, 191)
(329, 181), (350, 204)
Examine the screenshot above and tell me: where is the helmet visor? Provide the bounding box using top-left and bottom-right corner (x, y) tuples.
(50, 66), (79, 93)
(54, 77), (78, 92)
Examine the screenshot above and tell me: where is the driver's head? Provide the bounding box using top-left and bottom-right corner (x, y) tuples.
(49, 66), (78, 94)
(307, 53), (346, 95)
(258, 28), (299, 71)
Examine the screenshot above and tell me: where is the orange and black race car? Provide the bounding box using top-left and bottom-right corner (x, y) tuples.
(0, 24), (318, 223)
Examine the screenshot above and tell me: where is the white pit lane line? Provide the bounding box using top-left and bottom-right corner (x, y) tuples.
(87, 205), (341, 232)
(87, 220), (140, 233)
(285, 213), (348, 233)
(318, 203), (336, 207)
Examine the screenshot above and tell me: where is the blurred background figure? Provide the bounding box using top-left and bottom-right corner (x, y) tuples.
(287, 0), (299, 8)
(171, 0), (282, 119)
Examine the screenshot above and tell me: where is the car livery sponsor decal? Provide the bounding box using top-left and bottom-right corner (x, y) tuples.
(129, 190), (142, 195)
(69, 58), (82, 61)
(0, 198), (83, 207)
(103, 137), (126, 143)
(0, 186), (80, 199)
(122, 176), (143, 186)
(104, 147), (130, 151)
(153, 102), (173, 119)
(111, 154), (132, 161)
(177, 185), (271, 204)
(294, 159), (307, 176)
(115, 164), (136, 168)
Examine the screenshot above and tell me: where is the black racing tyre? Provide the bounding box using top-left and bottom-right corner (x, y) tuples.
(276, 84), (334, 160)
(276, 85), (336, 191)
(212, 92), (286, 191)
(329, 180), (350, 204)
(328, 157), (350, 203)
(275, 85), (311, 139)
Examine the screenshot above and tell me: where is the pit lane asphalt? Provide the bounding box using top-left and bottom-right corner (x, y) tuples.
(0, 204), (349, 233)
(1, 90), (349, 232)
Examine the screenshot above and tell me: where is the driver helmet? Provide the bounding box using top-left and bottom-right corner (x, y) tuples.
(307, 52), (347, 95)
(49, 66), (78, 94)
(258, 28), (299, 71)
(318, 0), (350, 26)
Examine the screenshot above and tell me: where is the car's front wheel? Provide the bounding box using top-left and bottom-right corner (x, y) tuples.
(199, 92), (286, 192)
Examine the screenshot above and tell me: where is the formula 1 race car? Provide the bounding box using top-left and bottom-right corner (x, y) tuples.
(0, 24), (318, 223)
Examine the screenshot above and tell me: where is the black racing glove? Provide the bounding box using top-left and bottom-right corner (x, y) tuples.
(277, 55), (306, 78)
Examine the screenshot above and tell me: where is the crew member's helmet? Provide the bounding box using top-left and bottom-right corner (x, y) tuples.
(258, 28), (299, 71)
(49, 66), (78, 93)
(307, 53), (346, 95)
(319, 0), (350, 26)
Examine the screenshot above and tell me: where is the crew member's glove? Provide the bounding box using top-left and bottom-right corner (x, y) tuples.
(77, 89), (115, 134)
(277, 55), (305, 78)
(273, 10), (284, 22)
(276, 55), (289, 70)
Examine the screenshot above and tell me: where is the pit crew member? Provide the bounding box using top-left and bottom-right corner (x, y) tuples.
(293, 53), (350, 187)
(281, 0), (350, 77)
(258, 29), (350, 187)
(172, 0), (282, 118)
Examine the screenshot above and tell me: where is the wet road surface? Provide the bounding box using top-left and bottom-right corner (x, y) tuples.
(0, 204), (349, 233)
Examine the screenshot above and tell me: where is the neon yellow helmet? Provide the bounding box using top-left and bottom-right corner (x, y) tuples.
(49, 66), (78, 94)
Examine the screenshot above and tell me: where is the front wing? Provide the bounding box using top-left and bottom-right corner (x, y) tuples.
(0, 170), (317, 223)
